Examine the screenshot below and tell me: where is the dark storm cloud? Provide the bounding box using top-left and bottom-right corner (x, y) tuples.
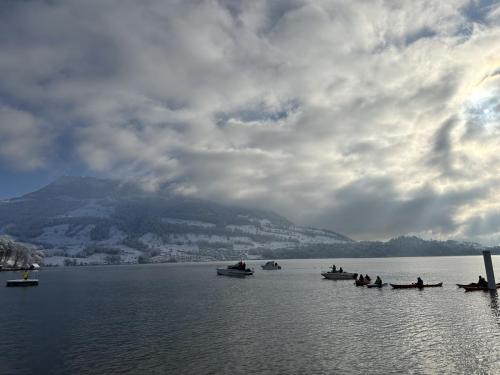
(307, 177), (490, 240)
(428, 117), (457, 175)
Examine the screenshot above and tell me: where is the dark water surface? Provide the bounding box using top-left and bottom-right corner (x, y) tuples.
(1, 256), (499, 374)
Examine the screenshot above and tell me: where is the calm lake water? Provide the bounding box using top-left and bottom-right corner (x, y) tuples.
(1, 256), (499, 374)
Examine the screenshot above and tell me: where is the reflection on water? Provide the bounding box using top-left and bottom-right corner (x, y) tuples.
(0, 256), (499, 374)
(488, 290), (500, 322)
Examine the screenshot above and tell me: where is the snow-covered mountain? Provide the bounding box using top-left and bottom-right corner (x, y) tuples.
(0, 176), (352, 265)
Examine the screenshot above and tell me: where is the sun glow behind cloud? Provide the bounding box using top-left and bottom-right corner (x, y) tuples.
(462, 68), (500, 131)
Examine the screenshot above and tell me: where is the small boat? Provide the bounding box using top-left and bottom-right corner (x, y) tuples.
(321, 270), (357, 280)
(216, 268), (254, 277)
(261, 261), (281, 270)
(6, 279), (39, 287)
(390, 282), (443, 289)
(366, 283), (387, 288)
(217, 261), (254, 277)
(463, 284), (500, 292)
(355, 279), (370, 286)
(456, 283), (478, 288)
(457, 282), (500, 289)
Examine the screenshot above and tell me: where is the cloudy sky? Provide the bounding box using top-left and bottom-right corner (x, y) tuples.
(1, 0), (500, 244)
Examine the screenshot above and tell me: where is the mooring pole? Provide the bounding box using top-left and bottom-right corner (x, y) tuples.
(482, 250), (497, 290)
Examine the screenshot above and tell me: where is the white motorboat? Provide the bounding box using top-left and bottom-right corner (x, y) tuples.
(261, 261), (281, 270)
(216, 268), (254, 277)
(217, 261), (254, 277)
(321, 271), (356, 280)
(321, 266), (357, 280)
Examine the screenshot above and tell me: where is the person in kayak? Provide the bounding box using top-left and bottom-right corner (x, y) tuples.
(416, 277), (424, 287)
(365, 274), (371, 282)
(374, 276), (382, 286)
(477, 276), (488, 288)
(358, 274), (365, 283)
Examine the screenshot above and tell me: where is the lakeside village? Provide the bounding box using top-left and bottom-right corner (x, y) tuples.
(1, 233), (497, 269)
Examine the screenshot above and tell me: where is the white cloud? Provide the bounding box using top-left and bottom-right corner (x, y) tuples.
(0, 107), (51, 169)
(1, 0), (500, 243)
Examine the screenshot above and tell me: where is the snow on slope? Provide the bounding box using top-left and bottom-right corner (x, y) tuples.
(161, 218), (215, 228)
(59, 201), (114, 218)
(30, 216), (351, 264)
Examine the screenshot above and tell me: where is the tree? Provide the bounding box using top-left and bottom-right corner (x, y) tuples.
(64, 258), (77, 266)
(138, 254), (151, 264)
(104, 255), (121, 265)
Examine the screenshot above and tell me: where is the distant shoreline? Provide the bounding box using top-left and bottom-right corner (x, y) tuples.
(38, 252), (499, 268)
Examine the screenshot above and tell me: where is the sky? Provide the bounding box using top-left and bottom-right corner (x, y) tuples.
(1, 0), (500, 244)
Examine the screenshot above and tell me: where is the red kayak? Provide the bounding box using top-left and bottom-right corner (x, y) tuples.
(355, 279), (370, 286)
(390, 282), (443, 289)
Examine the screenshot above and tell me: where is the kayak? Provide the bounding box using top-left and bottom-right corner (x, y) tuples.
(366, 283), (387, 288)
(456, 283), (477, 288)
(355, 279), (370, 286)
(390, 282), (443, 289)
(457, 282), (500, 289)
(464, 285), (500, 292)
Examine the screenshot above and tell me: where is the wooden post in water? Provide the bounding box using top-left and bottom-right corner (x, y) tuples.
(482, 250), (496, 290)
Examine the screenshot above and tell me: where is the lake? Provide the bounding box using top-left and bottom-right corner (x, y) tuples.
(1, 256), (499, 374)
